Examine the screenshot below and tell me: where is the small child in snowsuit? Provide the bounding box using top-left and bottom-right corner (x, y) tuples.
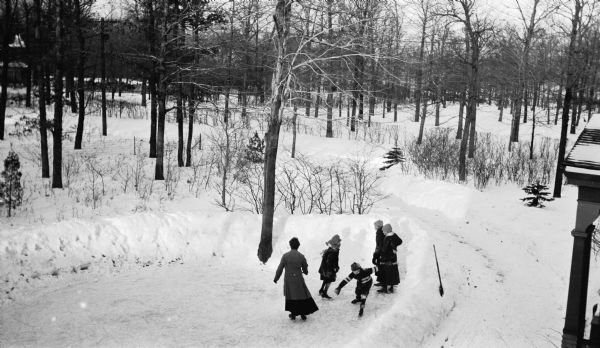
(318, 234), (341, 299)
(334, 262), (378, 317)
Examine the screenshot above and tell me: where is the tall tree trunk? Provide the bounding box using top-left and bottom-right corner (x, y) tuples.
(177, 86), (184, 167)
(326, 89), (333, 138)
(555, 81), (563, 125)
(553, 1), (581, 198)
(155, 6), (168, 181)
(523, 88), (528, 123)
(459, 12), (480, 180)
(149, 75), (157, 158)
(176, 0), (184, 167)
(141, 78), (147, 107)
(570, 84), (578, 134)
(52, 0), (65, 189)
(575, 88), (584, 128)
(498, 94), (504, 122)
(258, 0), (291, 264)
(457, 90), (465, 139)
(414, 18), (426, 123)
(292, 102), (297, 157)
(417, 94), (427, 144)
(435, 88), (441, 126)
(305, 89), (311, 117)
(74, 0), (86, 150)
(148, 1), (157, 158)
(35, 0), (49, 178)
(24, 3), (32, 108)
(529, 104), (536, 160)
(368, 95), (375, 127)
(314, 83), (320, 118)
(155, 72), (166, 180)
(186, 90), (195, 167)
(100, 18), (107, 136)
(0, 0), (11, 140)
(68, 70), (77, 113)
(509, 95), (522, 151)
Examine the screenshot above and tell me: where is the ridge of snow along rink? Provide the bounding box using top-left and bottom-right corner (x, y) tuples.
(1, 210), (455, 346)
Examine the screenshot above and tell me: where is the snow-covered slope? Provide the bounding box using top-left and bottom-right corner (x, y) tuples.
(1, 167), (584, 347)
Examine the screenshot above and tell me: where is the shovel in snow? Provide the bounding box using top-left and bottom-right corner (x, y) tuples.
(433, 244), (444, 297)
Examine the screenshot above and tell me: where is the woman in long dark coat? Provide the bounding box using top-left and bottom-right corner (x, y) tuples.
(274, 237), (319, 320)
(377, 224), (403, 294)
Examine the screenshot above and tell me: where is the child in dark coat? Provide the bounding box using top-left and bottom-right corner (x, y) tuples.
(334, 262), (378, 317)
(318, 234), (341, 299)
(372, 220), (385, 286)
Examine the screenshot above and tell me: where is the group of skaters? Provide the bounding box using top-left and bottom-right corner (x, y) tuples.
(273, 220), (403, 320)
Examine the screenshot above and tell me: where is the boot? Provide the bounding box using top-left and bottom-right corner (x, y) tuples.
(351, 298), (361, 304)
(377, 287), (388, 294)
(322, 292), (332, 299)
(359, 307), (364, 317)
(301, 315), (307, 321)
(389, 286), (394, 293)
(289, 314), (296, 320)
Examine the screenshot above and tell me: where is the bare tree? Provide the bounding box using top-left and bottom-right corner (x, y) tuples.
(258, 0), (292, 263)
(553, 0), (583, 198)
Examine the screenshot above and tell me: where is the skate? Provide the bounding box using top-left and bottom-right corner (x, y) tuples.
(351, 298), (360, 304)
(358, 307), (364, 317)
(322, 293), (332, 299)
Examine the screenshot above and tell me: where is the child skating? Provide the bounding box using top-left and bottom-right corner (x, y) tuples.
(334, 262), (378, 317)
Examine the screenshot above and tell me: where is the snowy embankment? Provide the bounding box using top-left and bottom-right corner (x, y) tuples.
(1, 184), (459, 347)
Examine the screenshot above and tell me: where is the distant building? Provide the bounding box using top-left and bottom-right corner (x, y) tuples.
(0, 34), (29, 84)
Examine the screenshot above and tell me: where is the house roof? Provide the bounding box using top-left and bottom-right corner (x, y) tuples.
(0, 61), (27, 68)
(565, 115), (600, 179)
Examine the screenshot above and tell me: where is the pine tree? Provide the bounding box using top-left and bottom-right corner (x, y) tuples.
(245, 132), (264, 163)
(521, 182), (554, 208)
(0, 150), (24, 217)
(379, 144), (406, 171)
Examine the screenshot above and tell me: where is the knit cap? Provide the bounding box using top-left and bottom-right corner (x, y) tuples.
(382, 224), (393, 233)
(374, 220), (383, 228)
(351, 262), (361, 271)
(327, 234), (341, 249)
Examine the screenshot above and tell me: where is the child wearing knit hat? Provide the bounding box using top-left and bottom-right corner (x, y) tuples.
(334, 262), (378, 317)
(318, 234), (341, 299)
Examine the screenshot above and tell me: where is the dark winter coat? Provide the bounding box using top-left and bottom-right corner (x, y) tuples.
(380, 233), (402, 263)
(274, 250), (313, 300)
(380, 233), (403, 285)
(337, 266), (377, 295)
(318, 247), (339, 282)
(372, 227), (385, 263)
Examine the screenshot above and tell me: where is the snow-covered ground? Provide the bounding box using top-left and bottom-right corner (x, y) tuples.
(0, 94), (597, 347)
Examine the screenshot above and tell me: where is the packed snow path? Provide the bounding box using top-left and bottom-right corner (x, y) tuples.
(1, 211), (449, 347)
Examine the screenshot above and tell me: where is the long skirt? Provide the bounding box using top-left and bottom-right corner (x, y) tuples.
(381, 263), (400, 286)
(285, 297), (319, 316)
